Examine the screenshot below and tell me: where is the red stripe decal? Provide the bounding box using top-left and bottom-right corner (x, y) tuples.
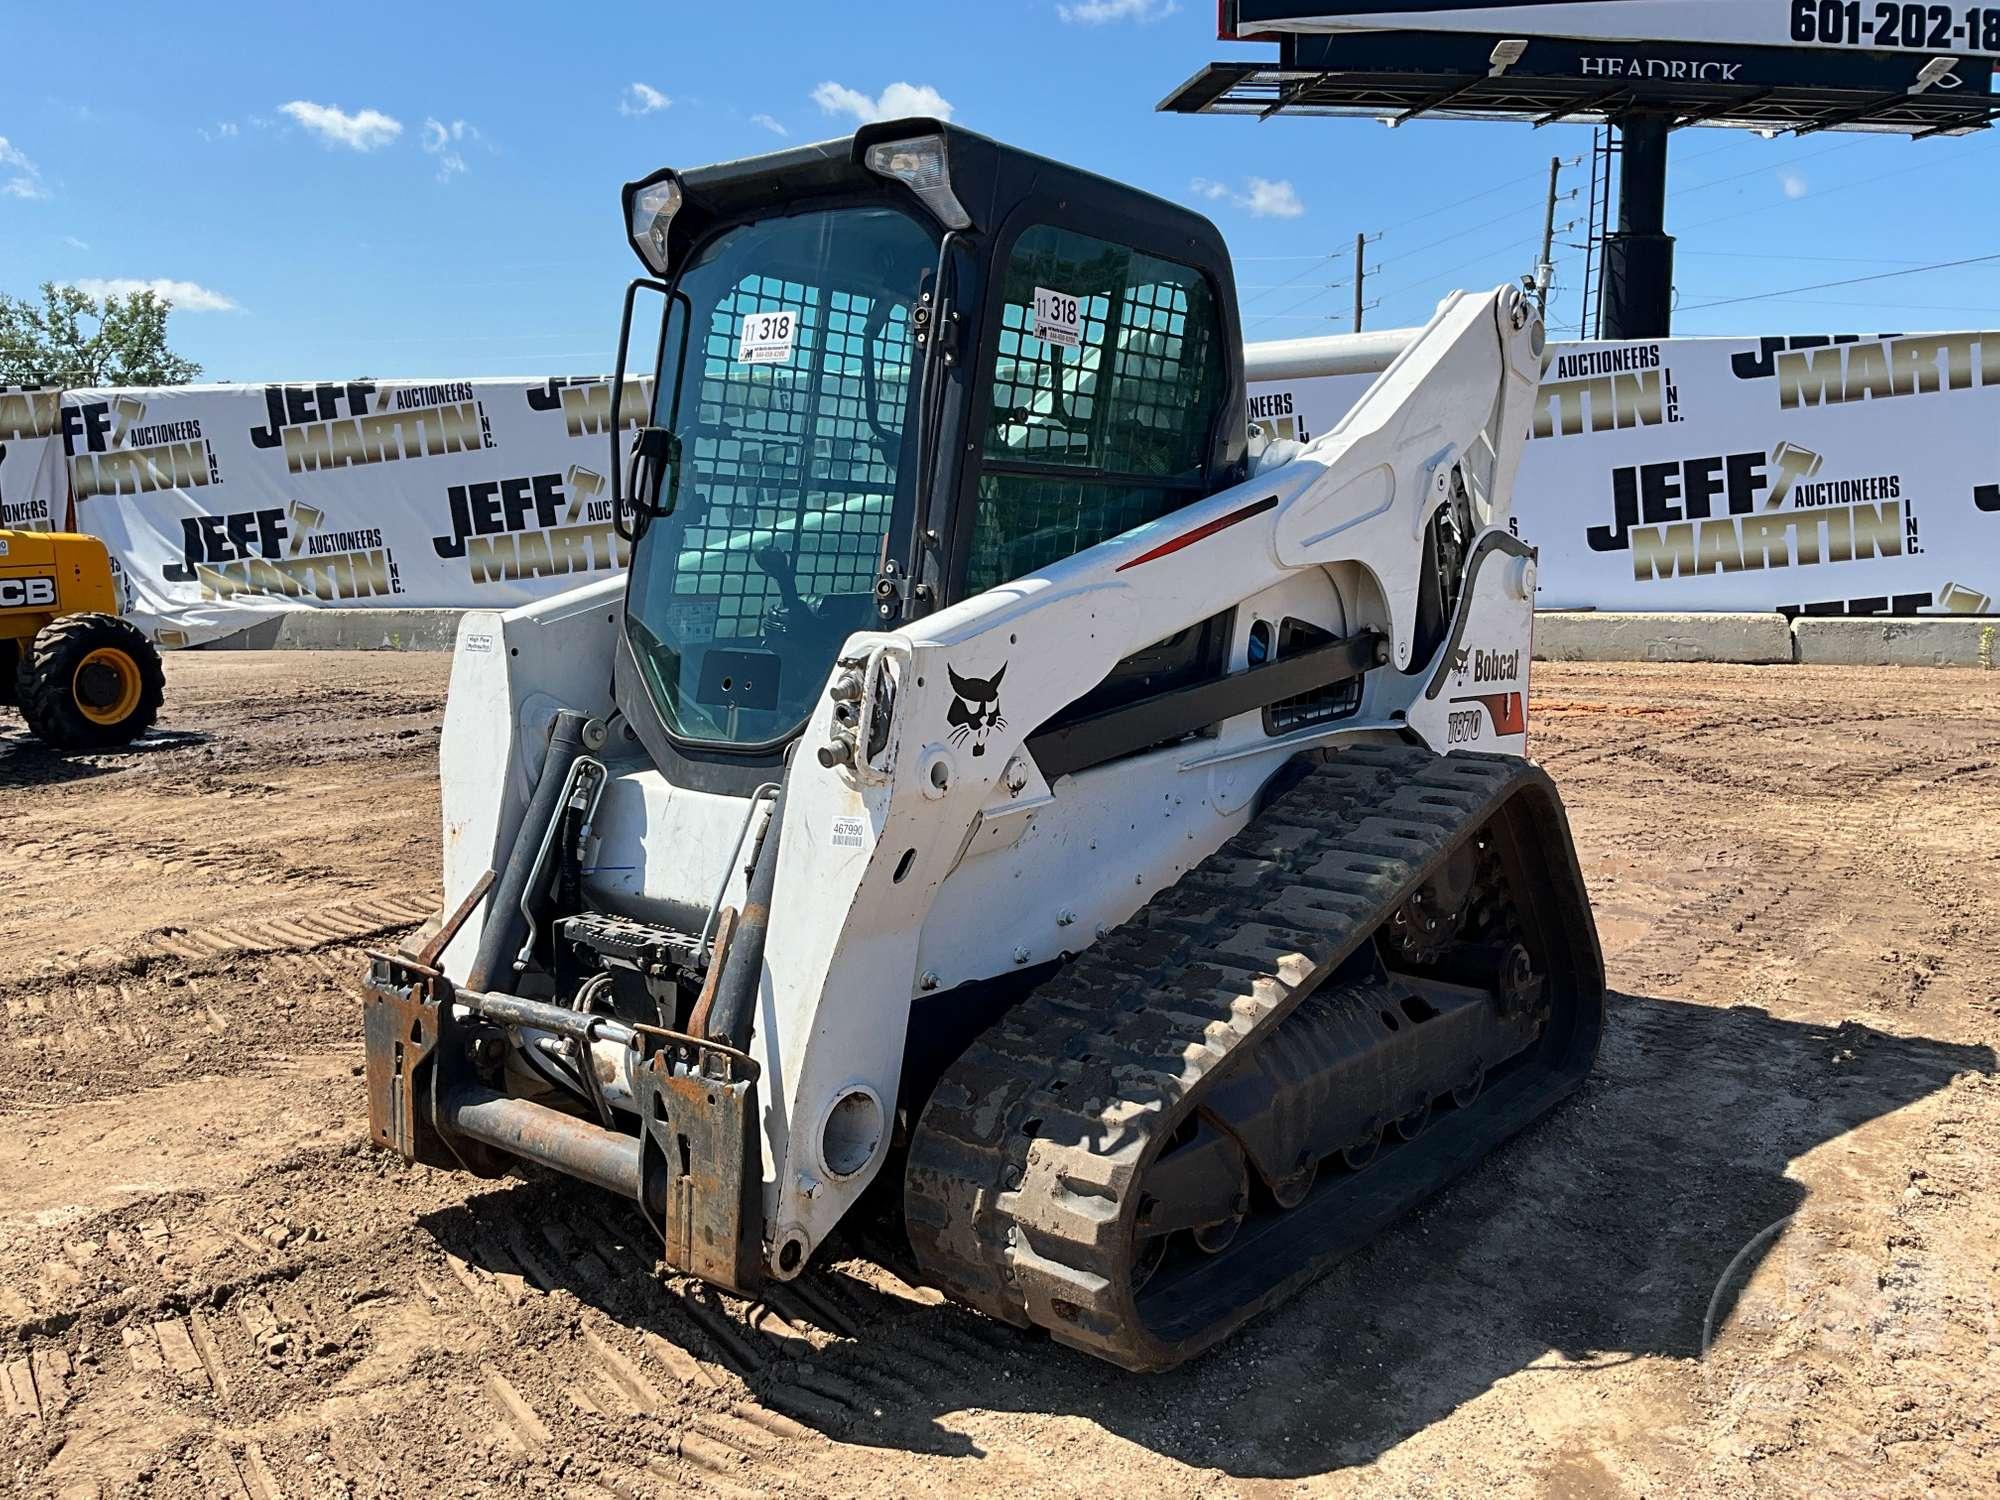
(1454, 692), (1527, 738)
(1115, 495), (1278, 573)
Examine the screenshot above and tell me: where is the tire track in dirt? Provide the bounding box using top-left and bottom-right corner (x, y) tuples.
(0, 1115), (1032, 1499)
(7, 652), (2000, 1498)
(0, 924), (435, 1114)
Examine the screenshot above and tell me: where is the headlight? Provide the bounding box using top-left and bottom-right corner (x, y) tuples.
(862, 135), (971, 231)
(628, 174), (683, 276)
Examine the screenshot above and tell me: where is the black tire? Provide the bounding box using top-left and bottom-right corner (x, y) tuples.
(0, 639), (17, 707)
(16, 613), (165, 750)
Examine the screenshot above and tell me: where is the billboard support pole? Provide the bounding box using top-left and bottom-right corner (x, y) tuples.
(1600, 113), (1676, 341)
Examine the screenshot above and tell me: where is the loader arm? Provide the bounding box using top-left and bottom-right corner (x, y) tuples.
(752, 284), (1544, 1273)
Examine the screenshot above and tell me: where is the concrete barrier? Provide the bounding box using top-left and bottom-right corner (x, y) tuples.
(1534, 612), (1797, 665)
(185, 606), (1997, 670)
(198, 608), (466, 652)
(1792, 616), (1999, 669)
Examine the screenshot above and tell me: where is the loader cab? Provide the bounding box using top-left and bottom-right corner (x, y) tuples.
(609, 121), (1248, 791)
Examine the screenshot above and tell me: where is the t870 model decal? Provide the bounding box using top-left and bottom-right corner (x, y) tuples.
(946, 663), (1007, 758)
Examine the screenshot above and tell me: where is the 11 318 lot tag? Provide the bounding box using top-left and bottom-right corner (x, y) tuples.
(1032, 287), (1082, 350)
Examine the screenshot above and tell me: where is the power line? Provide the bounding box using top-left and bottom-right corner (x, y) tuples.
(1698, 295), (2000, 314)
(1376, 162), (1555, 238)
(1678, 253), (2000, 312)
(1672, 136), (1867, 198)
(1238, 252), (1341, 307)
(1680, 132), (1999, 233)
(1677, 249), (1951, 265)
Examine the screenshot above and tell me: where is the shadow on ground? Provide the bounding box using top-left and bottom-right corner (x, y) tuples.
(422, 992), (1993, 1480)
(0, 727), (205, 786)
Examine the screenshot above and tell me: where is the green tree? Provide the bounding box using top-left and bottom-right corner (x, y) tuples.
(0, 281), (202, 387)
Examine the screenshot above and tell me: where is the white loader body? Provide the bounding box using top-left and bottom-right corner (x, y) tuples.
(434, 284), (1546, 1277)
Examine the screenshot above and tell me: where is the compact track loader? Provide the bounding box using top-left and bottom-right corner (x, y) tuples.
(1, 528), (165, 749)
(364, 121), (1604, 1370)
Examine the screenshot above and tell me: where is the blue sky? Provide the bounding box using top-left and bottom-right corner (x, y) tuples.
(4, 0), (1997, 381)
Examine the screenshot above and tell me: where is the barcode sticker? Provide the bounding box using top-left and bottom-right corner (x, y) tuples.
(830, 815), (869, 850)
(738, 309), (798, 364)
(1032, 286), (1082, 349)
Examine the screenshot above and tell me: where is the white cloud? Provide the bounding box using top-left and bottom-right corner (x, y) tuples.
(1243, 177), (1304, 219)
(0, 136), (48, 200)
(1058, 0), (1179, 21)
(750, 112), (788, 137)
(620, 82), (671, 117)
(63, 235), (88, 251)
(199, 121), (239, 142)
(70, 277), (239, 313)
(811, 81), (954, 125)
(421, 117), (481, 181)
(1781, 171), (1809, 200)
(1190, 175), (1305, 219)
(279, 99), (403, 151)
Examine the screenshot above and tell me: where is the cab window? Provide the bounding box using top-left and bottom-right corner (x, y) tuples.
(967, 225), (1224, 593)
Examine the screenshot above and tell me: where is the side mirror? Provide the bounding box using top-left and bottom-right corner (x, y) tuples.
(611, 275), (675, 544)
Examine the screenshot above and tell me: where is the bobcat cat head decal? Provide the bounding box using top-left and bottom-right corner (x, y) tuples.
(946, 663), (1007, 758)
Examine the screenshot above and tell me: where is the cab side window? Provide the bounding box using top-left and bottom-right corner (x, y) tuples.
(967, 225), (1224, 593)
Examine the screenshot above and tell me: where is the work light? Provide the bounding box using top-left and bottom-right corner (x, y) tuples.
(862, 135), (972, 231)
(627, 173), (683, 276)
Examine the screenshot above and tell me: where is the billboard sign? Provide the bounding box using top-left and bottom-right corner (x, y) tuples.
(1265, 26), (1994, 95)
(1174, 1), (2000, 134)
(1229, 2), (2000, 58)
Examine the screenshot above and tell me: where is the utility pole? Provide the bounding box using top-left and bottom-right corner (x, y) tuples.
(1353, 232), (1367, 332)
(1535, 156), (1562, 319)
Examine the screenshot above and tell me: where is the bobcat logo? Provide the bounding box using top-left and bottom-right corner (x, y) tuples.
(946, 663), (1007, 758)
(1449, 647), (1471, 686)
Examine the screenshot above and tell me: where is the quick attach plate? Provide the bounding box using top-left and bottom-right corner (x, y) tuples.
(635, 1035), (762, 1292)
(361, 955), (504, 1177)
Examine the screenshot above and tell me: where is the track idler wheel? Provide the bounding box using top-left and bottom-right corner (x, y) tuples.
(1391, 1100), (1432, 1143)
(1269, 1162), (1318, 1210)
(1133, 1117), (1250, 1266)
(1192, 1208), (1244, 1255)
(1340, 1125), (1383, 1172)
(1452, 1065), (1487, 1110)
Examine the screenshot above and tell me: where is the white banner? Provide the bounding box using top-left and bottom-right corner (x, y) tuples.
(1251, 331), (2000, 616)
(60, 376), (650, 646)
(29, 330), (2000, 647)
(0, 387), (66, 533)
(1239, 2), (2000, 56)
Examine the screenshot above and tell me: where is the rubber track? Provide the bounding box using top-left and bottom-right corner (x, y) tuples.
(904, 744), (1595, 1371)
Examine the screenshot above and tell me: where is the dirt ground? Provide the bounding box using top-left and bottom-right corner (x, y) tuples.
(1, 651), (1995, 1500)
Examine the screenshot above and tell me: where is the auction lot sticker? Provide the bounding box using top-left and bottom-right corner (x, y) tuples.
(1032, 287), (1082, 350)
(738, 310), (798, 365)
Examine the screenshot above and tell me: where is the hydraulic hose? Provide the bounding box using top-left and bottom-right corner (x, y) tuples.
(467, 709), (591, 993)
(703, 783), (785, 1051)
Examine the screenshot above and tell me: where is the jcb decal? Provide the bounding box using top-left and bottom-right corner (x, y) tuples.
(0, 574), (58, 609)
